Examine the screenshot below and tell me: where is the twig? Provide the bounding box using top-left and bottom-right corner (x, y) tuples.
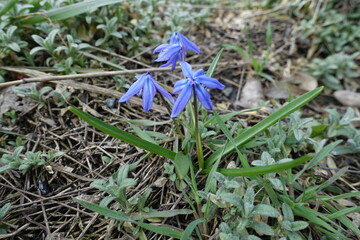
(0, 62), (231, 88)
(0, 223), (30, 239)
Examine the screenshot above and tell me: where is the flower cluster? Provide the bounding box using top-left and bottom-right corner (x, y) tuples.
(118, 32), (225, 118)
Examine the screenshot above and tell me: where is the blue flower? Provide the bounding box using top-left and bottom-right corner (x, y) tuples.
(153, 32), (201, 70)
(119, 72), (174, 112)
(171, 62), (225, 118)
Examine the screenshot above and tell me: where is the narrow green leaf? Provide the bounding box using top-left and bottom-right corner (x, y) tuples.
(293, 206), (345, 237)
(206, 48), (224, 77)
(203, 154), (313, 177)
(18, 0), (123, 25)
(291, 140), (342, 183)
(321, 200), (360, 236)
(75, 199), (182, 238)
(205, 87), (323, 168)
(131, 209), (193, 220)
(0, 165), (14, 174)
(327, 207), (360, 220)
(0, 0), (18, 17)
(0, 128), (22, 136)
(318, 191), (360, 201)
(221, 44), (250, 59)
(68, 107), (176, 160)
(204, 109), (258, 126)
(213, 111), (250, 168)
(126, 119), (172, 126)
(181, 219), (204, 240)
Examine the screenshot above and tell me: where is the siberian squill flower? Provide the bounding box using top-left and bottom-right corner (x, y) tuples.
(153, 32), (201, 70)
(171, 62), (225, 118)
(119, 72), (174, 112)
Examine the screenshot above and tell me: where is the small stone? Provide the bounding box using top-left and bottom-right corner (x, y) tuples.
(223, 87), (233, 97)
(334, 90), (360, 107)
(105, 97), (116, 108)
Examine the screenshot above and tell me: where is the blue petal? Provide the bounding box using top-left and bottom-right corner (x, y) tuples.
(153, 81), (174, 104)
(180, 61), (193, 79)
(177, 32), (201, 54)
(153, 43), (170, 54)
(142, 77), (156, 112)
(171, 82), (193, 118)
(194, 69), (205, 78)
(195, 84), (213, 110)
(195, 76), (225, 89)
(118, 75), (146, 103)
(159, 53), (179, 70)
(170, 32), (180, 45)
(155, 44), (181, 62)
(173, 78), (190, 93)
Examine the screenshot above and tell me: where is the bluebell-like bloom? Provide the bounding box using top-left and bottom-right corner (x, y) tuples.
(119, 72), (174, 112)
(153, 32), (201, 70)
(171, 62), (225, 118)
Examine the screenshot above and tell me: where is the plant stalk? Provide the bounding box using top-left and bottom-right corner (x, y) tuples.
(192, 86), (204, 170)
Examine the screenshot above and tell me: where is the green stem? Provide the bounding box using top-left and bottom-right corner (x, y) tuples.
(192, 86), (204, 170)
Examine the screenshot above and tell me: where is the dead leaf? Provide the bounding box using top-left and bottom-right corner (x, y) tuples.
(153, 177), (168, 188)
(334, 90), (360, 107)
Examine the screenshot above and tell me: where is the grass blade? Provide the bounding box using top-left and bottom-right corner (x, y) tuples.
(206, 48), (224, 77)
(203, 154), (313, 176)
(181, 219), (204, 240)
(205, 87), (323, 168)
(0, 128), (23, 136)
(18, 0), (123, 25)
(69, 106), (176, 160)
(75, 199), (182, 239)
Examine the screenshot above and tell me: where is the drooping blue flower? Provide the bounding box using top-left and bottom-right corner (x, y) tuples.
(171, 62), (225, 118)
(119, 72), (174, 112)
(153, 32), (201, 71)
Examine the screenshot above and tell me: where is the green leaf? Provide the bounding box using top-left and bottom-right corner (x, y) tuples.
(206, 48), (224, 77)
(0, 0), (18, 17)
(68, 107), (176, 160)
(181, 219), (204, 240)
(0, 128), (22, 136)
(205, 87), (323, 168)
(75, 199), (182, 239)
(251, 221), (275, 236)
(131, 209), (193, 220)
(221, 44), (250, 59)
(213, 111), (250, 168)
(18, 0), (124, 25)
(204, 109), (258, 126)
(293, 206), (345, 238)
(0, 203), (11, 219)
(0, 165), (14, 173)
(173, 152), (190, 179)
(7, 42), (20, 52)
(291, 140), (342, 183)
(290, 221), (309, 231)
(203, 154), (312, 177)
(252, 204), (279, 218)
(327, 207), (360, 220)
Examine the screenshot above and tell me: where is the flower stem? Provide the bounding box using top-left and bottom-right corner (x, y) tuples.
(158, 94), (184, 141)
(192, 86), (204, 170)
